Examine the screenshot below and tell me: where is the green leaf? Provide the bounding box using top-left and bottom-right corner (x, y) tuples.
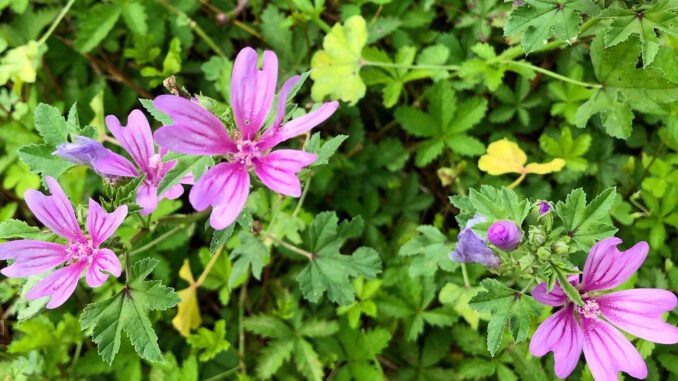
(0, 41), (47, 86)
(0, 219), (47, 240)
(552, 264), (584, 306)
(505, 0), (599, 53)
(157, 155), (213, 196)
(121, 1), (148, 36)
(555, 187), (617, 249)
(399, 225), (454, 277)
(18, 143), (73, 180)
(186, 320), (230, 362)
(34, 103), (71, 146)
(294, 338), (324, 381)
(80, 258), (180, 365)
(297, 213), (381, 305)
(74, 3), (123, 53)
(603, 1), (678, 67)
(139, 98), (173, 125)
(311, 15), (368, 105)
(577, 34), (678, 138)
(256, 340), (294, 379)
(229, 232), (270, 289)
(469, 279), (542, 356)
(307, 133), (348, 167)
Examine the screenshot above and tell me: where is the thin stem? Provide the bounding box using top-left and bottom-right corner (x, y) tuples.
(38, 0), (76, 45)
(265, 234), (314, 260)
(292, 175), (312, 218)
(195, 246), (224, 287)
(124, 251), (131, 285)
(460, 263), (471, 288)
(505, 60), (603, 88)
(313, 16), (332, 33)
(203, 367), (239, 381)
(155, 0), (226, 58)
(508, 172), (527, 189)
(130, 225), (183, 255)
(238, 280), (248, 374)
(363, 60), (461, 71)
(520, 279), (535, 294)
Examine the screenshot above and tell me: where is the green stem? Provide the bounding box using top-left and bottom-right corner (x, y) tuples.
(124, 251), (131, 285)
(203, 367), (239, 381)
(292, 175), (312, 218)
(265, 234), (315, 260)
(363, 60), (461, 71)
(313, 16), (332, 33)
(37, 0), (76, 45)
(461, 263), (471, 288)
(130, 225), (183, 255)
(520, 279), (535, 294)
(504, 60), (603, 88)
(195, 246), (224, 287)
(155, 0), (226, 58)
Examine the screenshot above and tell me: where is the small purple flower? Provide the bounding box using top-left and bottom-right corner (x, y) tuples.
(152, 47), (339, 229)
(105, 110), (193, 215)
(539, 201), (551, 215)
(530, 238), (678, 380)
(0, 177), (127, 308)
(487, 220), (522, 251)
(54, 136), (138, 182)
(449, 215), (500, 268)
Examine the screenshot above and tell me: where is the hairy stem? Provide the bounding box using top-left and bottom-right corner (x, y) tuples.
(130, 225), (184, 255)
(38, 0), (76, 45)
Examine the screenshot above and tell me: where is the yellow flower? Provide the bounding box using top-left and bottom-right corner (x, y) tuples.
(478, 139), (565, 188)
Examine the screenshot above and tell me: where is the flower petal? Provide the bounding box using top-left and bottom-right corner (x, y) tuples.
(86, 248), (122, 288)
(529, 305), (583, 379)
(581, 238), (648, 292)
(253, 149), (317, 197)
(105, 110), (155, 171)
(25, 261), (87, 309)
(91, 149), (138, 178)
(273, 75), (301, 129)
(24, 176), (83, 240)
(136, 183), (159, 216)
(0, 240), (68, 277)
(581, 317), (647, 381)
(162, 183), (185, 200)
(153, 95), (236, 155)
(597, 288), (678, 344)
(258, 101), (339, 150)
(477, 139), (527, 175)
(532, 275), (579, 307)
(86, 199), (128, 247)
(192, 163), (249, 230)
(230, 47), (278, 139)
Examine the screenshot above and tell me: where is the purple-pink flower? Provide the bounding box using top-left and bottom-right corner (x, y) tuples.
(539, 201), (551, 215)
(530, 237), (678, 380)
(0, 177), (127, 308)
(105, 110), (193, 215)
(449, 215), (500, 268)
(487, 220), (522, 251)
(152, 47), (338, 229)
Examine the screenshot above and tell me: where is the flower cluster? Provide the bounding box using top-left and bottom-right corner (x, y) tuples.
(1, 47), (337, 308)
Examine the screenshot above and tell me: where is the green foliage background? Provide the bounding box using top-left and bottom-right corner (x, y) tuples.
(1, 0), (677, 380)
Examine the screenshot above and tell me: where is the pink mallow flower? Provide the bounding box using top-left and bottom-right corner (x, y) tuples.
(105, 110), (193, 215)
(530, 237), (678, 381)
(152, 47), (339, 229)
(0, 177), (127, 308)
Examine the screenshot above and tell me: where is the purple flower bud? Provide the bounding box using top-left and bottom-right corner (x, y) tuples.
(487, 220), (522, 251)
(513, 0), (525, 6)
(449, 215), (500, 268)
(54, 136), (137, 181)
(539, 201), (551, 215)
(54, 136), (107, 165)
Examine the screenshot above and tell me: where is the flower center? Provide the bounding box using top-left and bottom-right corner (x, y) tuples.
(67, 240), (96, 264)
(577, 298), (601, 320)
(233, 140), (261, 166)
(146, 153), (164, 184)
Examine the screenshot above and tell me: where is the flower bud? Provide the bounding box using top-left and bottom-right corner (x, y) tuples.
(487, 220), (523, 251)
(529, 226), (546, 246)
(552, 238), (571, 255)
(54, 136), (107, 166)
(539, 201), (551, 215)
(449, 214), (500, 268)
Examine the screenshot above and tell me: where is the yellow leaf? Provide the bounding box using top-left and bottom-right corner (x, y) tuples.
(477, 139), (526, 175)
(525, 159), (566, 174)
(172, 260), (201, 337)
